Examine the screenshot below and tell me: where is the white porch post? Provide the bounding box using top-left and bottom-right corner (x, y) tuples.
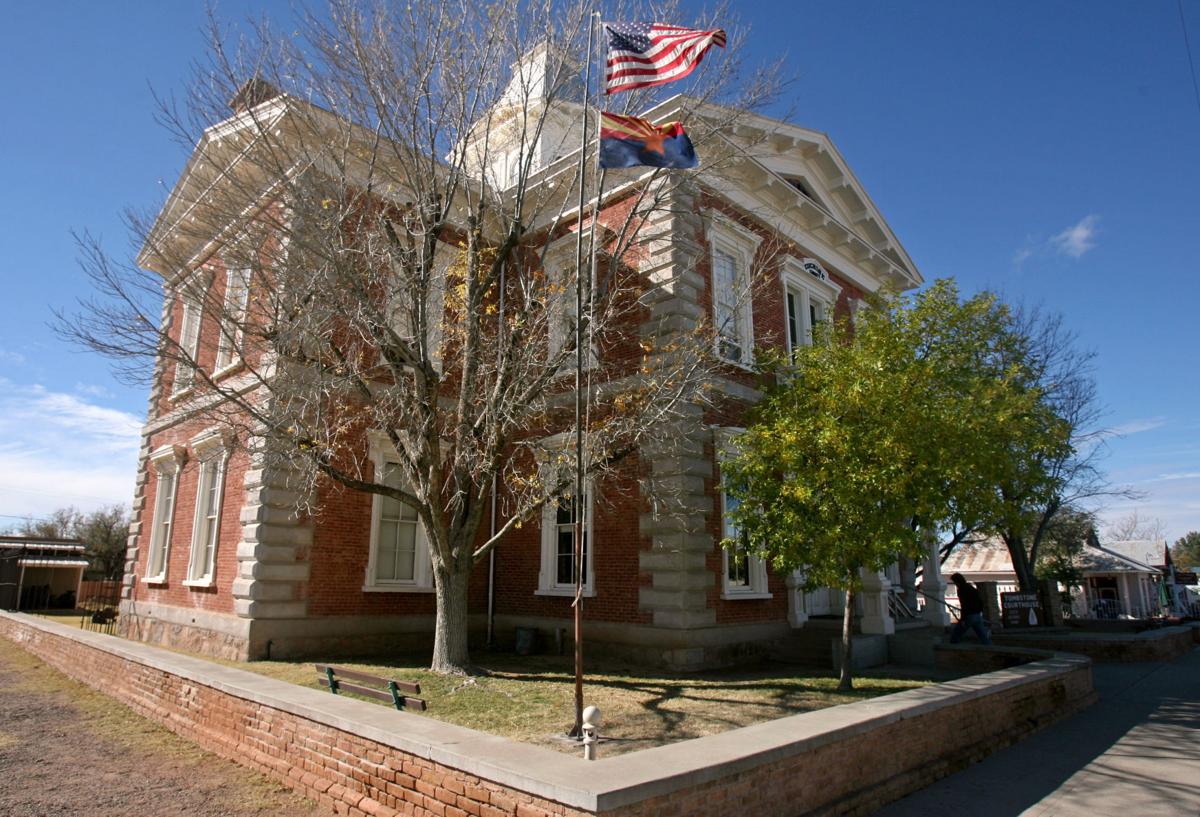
(921, 537), (951, 627)
(786, 570), (809, 628)
(859, 567), (895, 635)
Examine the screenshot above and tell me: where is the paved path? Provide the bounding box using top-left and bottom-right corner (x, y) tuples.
(876, 647), (1200, 816)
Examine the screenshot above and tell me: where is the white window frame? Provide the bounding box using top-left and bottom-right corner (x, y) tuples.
(184, 430), (229, 586)
(705, 213), (761, 367)
(363, 435), (434, 592)
(543, 236), (598, 372)
(535, 434), (595, 597)
(214, 265), (252, 375)
(714, 427), (770, 600)
(782, 257), (842, 354)
(172, 292), (203, 397)
(144, 445), (186, 585)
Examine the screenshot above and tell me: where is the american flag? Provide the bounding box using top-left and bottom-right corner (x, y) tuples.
(604, 22), (727, 95)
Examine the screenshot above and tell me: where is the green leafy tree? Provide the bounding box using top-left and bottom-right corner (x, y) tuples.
(722, 281), (1065, 689)
(1172, 531), (1200, 571)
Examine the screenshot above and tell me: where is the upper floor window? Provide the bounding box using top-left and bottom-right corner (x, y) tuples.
(215, 267), (252, 373)
(705, 214), (761, 365)
(386, 244), (449, 371)
(543, 239), (597, 372)
(782, 257), (841, 354)
(173, 294), (203, 395)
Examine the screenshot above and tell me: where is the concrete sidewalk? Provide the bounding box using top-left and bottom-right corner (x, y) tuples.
(875, 647), (1200, 816)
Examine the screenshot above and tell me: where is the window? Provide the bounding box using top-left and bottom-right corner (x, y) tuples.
(172, 294), (203, 395)
(186, 432), (228, 585)
(538, 486), (593, 596)
(386, 246), (449, 370)
(365, 438), (433, 591)
(715, 428), (770, 599)
(782, 257), (841, 354)
(145, 445), (185, 584)
(544, 240), (597, 372)
(705, 214), (761, 365)
(535, 434), (594, 597)
(215, 266), (251, 372)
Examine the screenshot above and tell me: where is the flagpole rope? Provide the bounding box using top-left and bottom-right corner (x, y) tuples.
(570, 8), (599, 740)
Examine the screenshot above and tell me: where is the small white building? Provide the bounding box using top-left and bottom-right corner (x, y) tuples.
(942, 538), (1164, 620)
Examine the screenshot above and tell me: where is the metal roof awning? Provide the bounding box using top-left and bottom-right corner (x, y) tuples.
(17, 559), (90, 568)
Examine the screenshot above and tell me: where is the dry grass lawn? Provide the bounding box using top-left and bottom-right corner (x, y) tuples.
(226, 650), (931, 756)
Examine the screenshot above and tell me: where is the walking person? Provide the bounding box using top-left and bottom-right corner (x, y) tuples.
(949, 573), (992, 644)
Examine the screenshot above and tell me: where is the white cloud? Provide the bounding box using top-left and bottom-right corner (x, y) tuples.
(1050, 214), (1100, 259)
(1106, 417), (1167, 437)
(0, 379), (142, 523)
(0, 348), (26, 366)
(1142, 472), (1200, 483)
(74, 382), (115, 399)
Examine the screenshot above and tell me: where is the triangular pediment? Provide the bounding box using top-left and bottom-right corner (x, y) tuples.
(641, 96), (922, 290)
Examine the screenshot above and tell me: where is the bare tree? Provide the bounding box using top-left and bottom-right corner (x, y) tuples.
(59, 0), (785, 672)
(990, 308), (1135, 591)
(1104, 510), (1167, 542)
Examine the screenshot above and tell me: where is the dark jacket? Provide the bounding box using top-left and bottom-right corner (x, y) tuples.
(956, 581), (983, 617)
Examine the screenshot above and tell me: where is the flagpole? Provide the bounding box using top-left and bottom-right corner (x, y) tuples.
(570, 9), (599, 740)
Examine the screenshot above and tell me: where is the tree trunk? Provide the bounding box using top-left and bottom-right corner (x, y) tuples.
(1007, 536), (1037, 592)
(838, 585), (855, 691)
(430, 566), (472, 674)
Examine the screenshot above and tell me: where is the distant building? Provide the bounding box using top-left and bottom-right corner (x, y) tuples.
(0, 536), (88, 611)
(943, 537), (1164, 619)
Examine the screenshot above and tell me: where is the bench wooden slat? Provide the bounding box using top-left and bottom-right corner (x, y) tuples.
(315, 664), (421, 695)
(317, 677), (428, 712)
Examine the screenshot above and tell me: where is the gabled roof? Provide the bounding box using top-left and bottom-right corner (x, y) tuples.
(642, 95), (922, 290)
(1102, 539), (1168, 569)
(944, 537), (1162, 578)
(942, 538), (1013, 575)
(1076, 545), (1161, 575)
(137, 96), (291, 275)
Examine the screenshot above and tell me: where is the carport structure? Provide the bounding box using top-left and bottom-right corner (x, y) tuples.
(0, 536), (89, 611)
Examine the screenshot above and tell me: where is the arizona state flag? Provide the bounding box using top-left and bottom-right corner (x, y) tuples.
(599, 112), (698, 169)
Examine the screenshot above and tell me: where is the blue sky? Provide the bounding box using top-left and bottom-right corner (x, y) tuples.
(0, 2), (1196, 540)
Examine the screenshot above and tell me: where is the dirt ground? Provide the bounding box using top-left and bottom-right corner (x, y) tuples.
(0, 637), (329, 817)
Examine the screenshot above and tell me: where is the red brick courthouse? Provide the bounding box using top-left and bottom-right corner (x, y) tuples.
(119, 63), (949, 670)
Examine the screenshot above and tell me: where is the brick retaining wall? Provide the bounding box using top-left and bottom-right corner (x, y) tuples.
(995, 624), (1195, 663)
(0, 612), (1094, 817)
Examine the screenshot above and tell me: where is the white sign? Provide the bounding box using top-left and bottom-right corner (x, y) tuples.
(801, 257), (828, 282)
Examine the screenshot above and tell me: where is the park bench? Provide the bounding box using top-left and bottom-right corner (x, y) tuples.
(315, 664), (427, 711)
